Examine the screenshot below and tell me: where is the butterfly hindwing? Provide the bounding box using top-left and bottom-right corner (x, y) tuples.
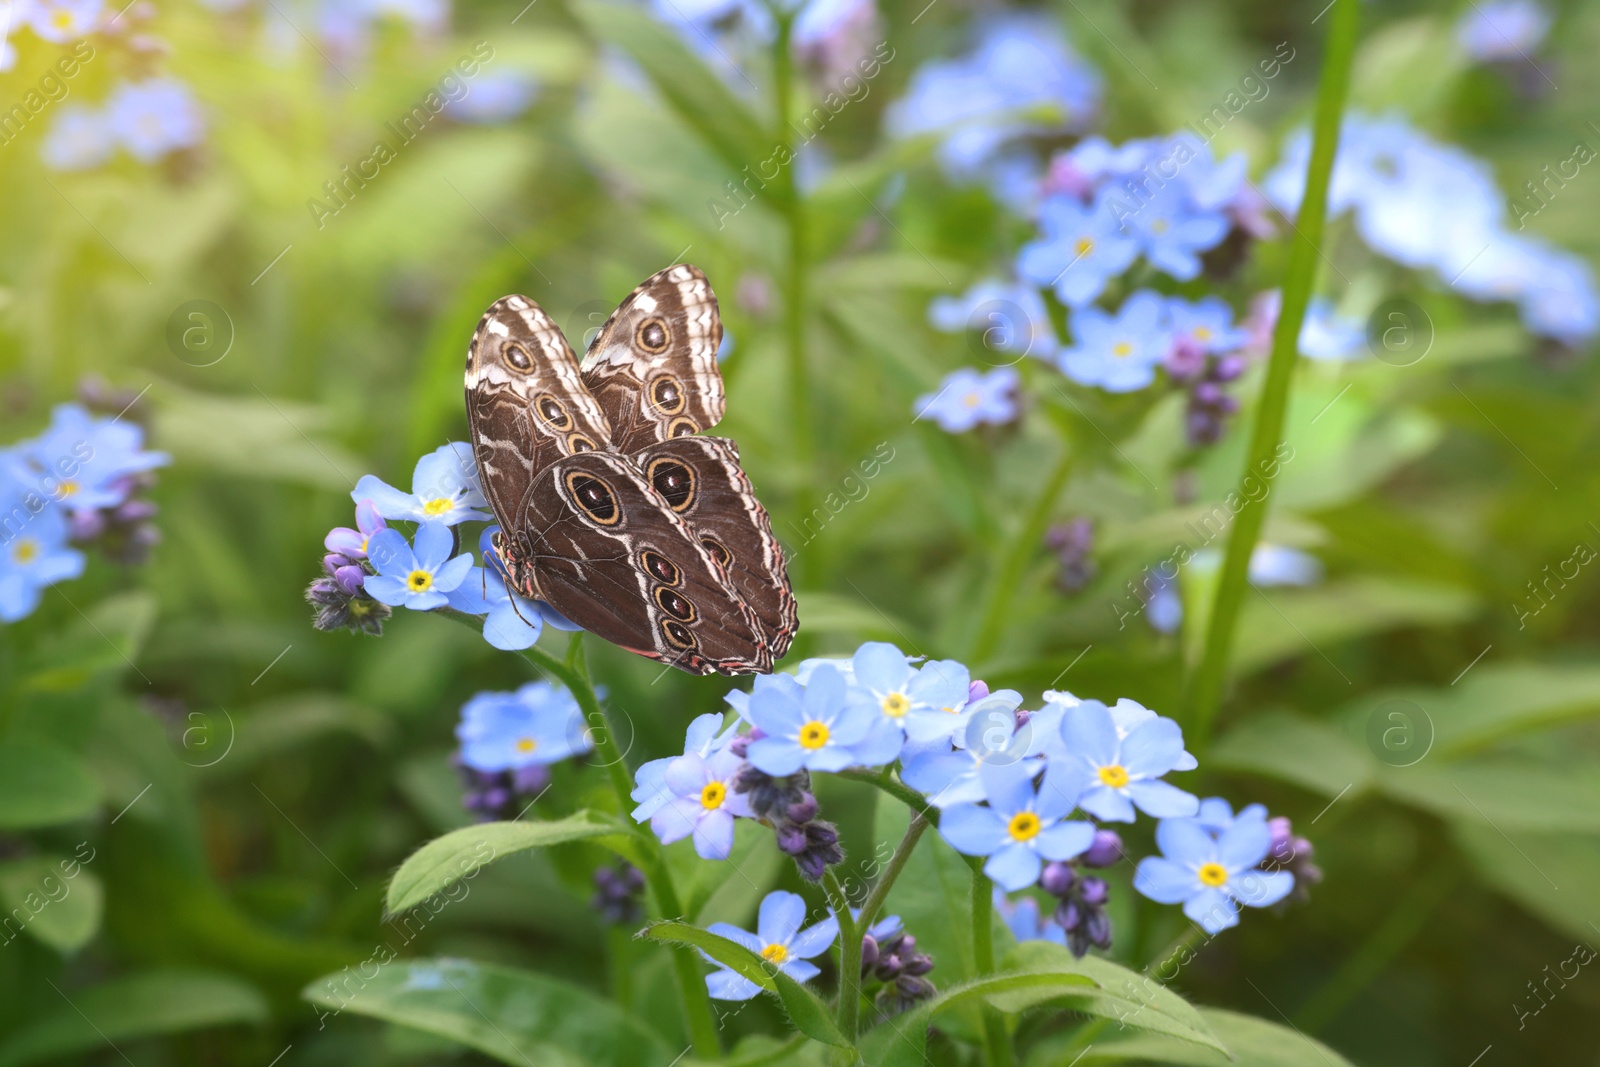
(465, 294), (614, 526)
(633, 436), (796, 661)
(580, 264), (725, 453)
(517, 450), (772, 675)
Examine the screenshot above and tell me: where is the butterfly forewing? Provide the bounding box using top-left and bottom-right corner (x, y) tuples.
(580, 264), (726, 453)
(465, 295), (615, 529)
(634, 436), (796, 660)
(519, 451), (770, 675)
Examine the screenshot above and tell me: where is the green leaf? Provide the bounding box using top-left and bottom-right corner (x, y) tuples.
(0, 740), (100, 830)
(859, 942), (1224, 1067)
(1038, 1005), (1358, 1066)
(153, 385), (366, 490)
(0, 857), (103, 953)
(386, 812), (627, 914)
(303, 958), (671, 1067)
(876, 802), (981, 983)
(0, 970), (268, 1067)
(638, 920), (850, 1048)
(569, 0), (770, 176)
(24, 591), (158, 690)
(1453, 823), (1600, 942)
(1378, 759), (1600, 833)
(1209, 713), (1375, 798)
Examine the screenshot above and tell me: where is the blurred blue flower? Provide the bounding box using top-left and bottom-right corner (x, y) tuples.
(845, 642), (973, 745)
(1017, 191), (1139, 307)
(41, 106), (115, 171)
(704, 890), (839, 1000)
(1133, 805), (1293, 934)
(632, 711), (739, 821)
(1051, 699), (1198, 823)
(1190, 796), (1268, 837)
(364, 521), (473, 610)
(23, 0), (102, 43)
(746, 663), (883, 774)
(939, 762), (1095, 891)
(1298, 297), (1366, 361)
(456, 680), (591, 773)
(1057, 290), (1173, 393)
(352, 443), (490, 525)
(0, 502), (85, 623)
(106, 79), (205, 162)
(885, 16), (1100, 177)
(914, 367), (1020, 433)
(446, 71), (538, 124)
(1245, 544), (1323, 587)
(16, 403), (168, 510)
(995, 888), (1066, 946)
(928, 278), (1059, 362)
(1457, 0), (1549, 61)
(1166, 296), (1249, 354)
(647, 748), (753, 860)
(1119, 184), (1229, 281)
(900, 691), (1030, 808)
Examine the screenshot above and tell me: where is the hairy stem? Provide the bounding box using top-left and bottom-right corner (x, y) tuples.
(520, 637), (722, 1058)
(1183, 0), (1362, 752)
(856, 813), (930, 936)
(970, 865), (1015, 1067)
(823, 869), (862, 1040)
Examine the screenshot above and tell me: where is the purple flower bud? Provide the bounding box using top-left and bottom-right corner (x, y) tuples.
(114, 499), (158, 523)
(1079, 877), (1109, 907)
(1040, 861), (1076, 897)
(860, 935), (880, 974)
(776, 824), (807, 855)
(876, 954), (903, 979)
(1193, 381), (1226, 406)
(511, 763), (551, 795)
(333, 565), (366, 596)
(68, 509), (106, 541)
(1082, 829), (1123, 868)
(902, 953), (934, 977)
(1165, 337), (1208, 381)
(1268, 816), (1294, 858)
(1212, 355), (1247, 382)
(1085, 907), (1113, 950)
(1055, 900), (1081, 932)
(482, 786), (510, 811)
(728, 733), (751, 757)
(787, 793), (819, 823)
(967, 679), (990, 703)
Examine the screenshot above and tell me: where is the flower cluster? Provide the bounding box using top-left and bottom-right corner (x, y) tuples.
(0, 400), (168, 622)
(859, 913), (935, 1016)
(44, 78), (204, 171)
(305, 442), (579, 647)
(1134, 798), (1299, 934)
(1265, 112), (1598, 349)
(914, 366), (1020, 434)
(452, 680), (593, 819)
(648, 643), (1312, 968)
(884, 15), (1101, 181)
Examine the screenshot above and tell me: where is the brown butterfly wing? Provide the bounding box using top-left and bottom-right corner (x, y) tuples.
(465, 294), (615, 531)
(518, 450), (772, 676)
(579, 264), (725, 452)
(634, 436), (797, 661)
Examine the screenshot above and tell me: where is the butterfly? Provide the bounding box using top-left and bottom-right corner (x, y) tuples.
(464, 264), (797, 676)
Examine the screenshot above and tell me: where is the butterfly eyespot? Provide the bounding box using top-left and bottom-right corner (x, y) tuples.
(536, 394), (573, 430)
(564, 471), (619, 524)
(654, 586), (697, 622)
(647, 457), (695, 512)
(502, 342), (533, 370)
(661, 617), (697, 650)
(648, 375), (686, 415)
(567, 433), (597, 453)
(667, 417), (699, 438)
(641, 550), (680, 586)
(636, 317), (671, 354)
(700, 535), (730, 567)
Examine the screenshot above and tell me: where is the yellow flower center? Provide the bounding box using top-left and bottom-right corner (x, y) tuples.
(1198, 863), (1228, 888)
(406, 569), (434, 592)
(1007, 811), (1041, 842)
(1193, 326), (1213, 341)
(515, 737), (537, 754)
(1098, 764), (1130, 788)
(798, 721), (830, 750)
(1151, 217), (1170, 234)
(56, 480), (80, 498)
(422, 497), (454, 516)
(700, 781), (726, 810)
(52, 8), (74, 27)
(942, 705), (958, 714)
(1111, 342), (1133, 359)
(962, 392), (981, 408)
(761, 943), (789, 964)
(13, 540), (39, 564)
(1074, 236), (1095, 257)
(881, 693), (911, 718)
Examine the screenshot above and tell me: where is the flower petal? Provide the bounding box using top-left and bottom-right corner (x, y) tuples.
(412, 521), (455, 569)
(1217, 815), (1273, 871)
(985, 842), (1044, 892)
(432, 552), (475, 593)
(788, 917), (839, 959)
(781, 960), (821, 985)
(976, 761), (1038, 817)
(847, 717), (905, 768)
(1121, 716), (1185, 777)
(938, 803), (1007, 856)
(852, 641), (911, 693)
(706, 968), (761, 1001)
(362, 574), (410, 606)
(758, 891), (808, 946)
(1183, 887), (1239, 934)
(351, 474), (415, 519)
(747, 737), (805, 777)
(1126, 779), (1200, 819)
(707, 923), (763, 955)
(365, 528), (413, 576)
(1058, 701), (1119, 765)
(693, 810), (736, 860)
(1228, 869), (1294, 910)
(1076, 785), (1136, 823)
(483, 601), (542, 650)
(1155, 816), (1217, 864)
(1134, 857), (1197, 904)
(1035, 819), (1095, 861)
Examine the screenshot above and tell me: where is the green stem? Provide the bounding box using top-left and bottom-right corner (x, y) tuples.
(967, 451), (1073, 665)
(969, 866), (1014, 1067)
(519, 637), (722, 1059)
(773, 10), (814, 587)
(836, 770), (939, 827)
(823, 870), (862, 1040)
(606, 924), (634, 1012)
(855, 813), (929, 936)
(1182, 0), (1362, 753)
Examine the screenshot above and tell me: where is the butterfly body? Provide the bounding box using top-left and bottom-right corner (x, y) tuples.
(464, 265), (795, 676)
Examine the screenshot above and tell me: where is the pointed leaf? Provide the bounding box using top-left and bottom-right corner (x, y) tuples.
(0, 740), (100, 830)
(0, 857), (103, 953)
